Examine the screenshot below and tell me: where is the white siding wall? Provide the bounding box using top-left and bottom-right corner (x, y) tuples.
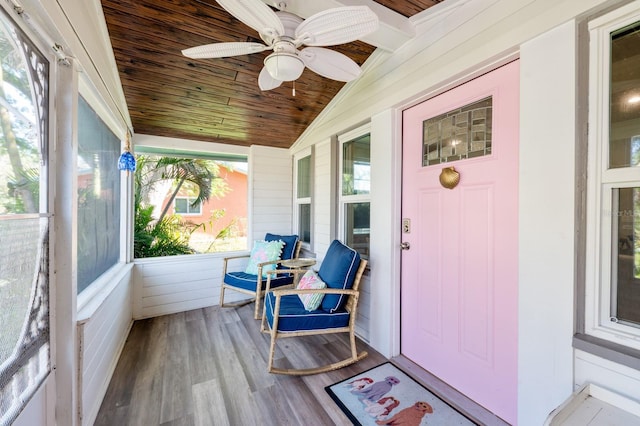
(294, 0), (609, 152)
(77, 268), (133, 426)
(249, 145), (294, 240)
(313, 139), (334, 254)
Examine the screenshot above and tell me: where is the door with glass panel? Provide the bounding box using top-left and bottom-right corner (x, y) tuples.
(401, 61), (519, 424)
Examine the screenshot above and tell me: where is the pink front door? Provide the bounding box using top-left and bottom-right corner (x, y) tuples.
(401, 61), (519, 424)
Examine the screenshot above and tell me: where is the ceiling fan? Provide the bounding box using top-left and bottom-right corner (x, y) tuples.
(182, 0), (379, 91)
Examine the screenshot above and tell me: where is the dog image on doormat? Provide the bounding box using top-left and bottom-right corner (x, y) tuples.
(326, 363), (477, 426)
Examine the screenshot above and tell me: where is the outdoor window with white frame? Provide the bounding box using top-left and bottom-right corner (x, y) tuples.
(338, 124), (370, 260)
(174, 196), (202, 215)
(294, 149), (312, 247)
(586, 2), (640, 351)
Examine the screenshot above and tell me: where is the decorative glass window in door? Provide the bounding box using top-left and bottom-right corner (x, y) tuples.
(422, 97), (492, 166)
(0, 8), (51, 425)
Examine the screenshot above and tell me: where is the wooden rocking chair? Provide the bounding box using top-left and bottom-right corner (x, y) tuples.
(260, 239), (368, 375)
(220, 233), (301, 319)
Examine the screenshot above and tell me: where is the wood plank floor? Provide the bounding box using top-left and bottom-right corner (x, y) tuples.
(95, 304), (509, 425)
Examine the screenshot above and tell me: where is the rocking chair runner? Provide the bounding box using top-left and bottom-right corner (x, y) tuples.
(220, 233), (301, 319)
(260, 239), (368, 375)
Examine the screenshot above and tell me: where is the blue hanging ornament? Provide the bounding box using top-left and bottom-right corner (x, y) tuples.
(118, 131), (136, 173)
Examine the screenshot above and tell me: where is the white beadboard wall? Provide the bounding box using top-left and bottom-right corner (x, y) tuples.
(77, 268), (133, 426)
(133, 253), (245, 319)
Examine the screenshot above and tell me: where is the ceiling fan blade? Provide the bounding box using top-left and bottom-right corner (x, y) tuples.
(258, 66), (283, 91)
(294, 6), (378, 47)
(182, 42), (268, 59)
(216, 0), (284, 39)
(300, 47), (361, 82)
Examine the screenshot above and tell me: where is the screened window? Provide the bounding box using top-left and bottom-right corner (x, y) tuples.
(133, 154), (247, 257)
(77, 96), (121, 294)
(586, 4), (640, 350)
(295, 154), (312, 244)
(339, 127), (370, 259)
(0, 8), (50, 424)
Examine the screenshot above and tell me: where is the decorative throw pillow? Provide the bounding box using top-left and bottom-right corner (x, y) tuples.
(296, 269), (326, 311)
(244, 240), (285, 277)
(265, 233), (299, 261)
(319, 240), (361, 313)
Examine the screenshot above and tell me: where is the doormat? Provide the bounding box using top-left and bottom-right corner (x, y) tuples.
(325, 362), (477, 425)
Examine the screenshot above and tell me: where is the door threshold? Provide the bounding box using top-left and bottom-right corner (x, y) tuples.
(391, 355), (510, 426)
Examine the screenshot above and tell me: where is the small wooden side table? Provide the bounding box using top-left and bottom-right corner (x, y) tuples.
(280, 258), (316, 284)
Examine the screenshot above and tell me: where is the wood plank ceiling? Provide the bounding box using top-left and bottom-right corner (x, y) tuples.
(101, 0), (443, 149)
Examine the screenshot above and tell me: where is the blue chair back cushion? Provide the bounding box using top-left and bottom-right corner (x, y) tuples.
(265, 233), (299, 261)
(265, 292), (350, 332)
(224, 272), (294, 292)
(318, 240), (361, 313)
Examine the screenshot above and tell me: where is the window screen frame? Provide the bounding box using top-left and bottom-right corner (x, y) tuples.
(585, 3), (640, 352)
(338, 123), (371, 260)
(294, 148), (313, 248)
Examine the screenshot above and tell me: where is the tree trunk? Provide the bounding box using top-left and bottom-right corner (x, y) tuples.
(0, 60), (37, 214)
(0, 105), (36, 213)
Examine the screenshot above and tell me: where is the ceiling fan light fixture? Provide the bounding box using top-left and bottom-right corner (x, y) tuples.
(264, 52), (304, 82)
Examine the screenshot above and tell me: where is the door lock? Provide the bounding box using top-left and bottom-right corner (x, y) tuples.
(400, 242), (410, 250)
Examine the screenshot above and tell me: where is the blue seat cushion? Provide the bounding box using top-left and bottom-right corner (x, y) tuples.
(265, 233), (299, 262)
(318, 240), (361, 313)
(264, 292), (350, 332)
(224, 271), (294, 292)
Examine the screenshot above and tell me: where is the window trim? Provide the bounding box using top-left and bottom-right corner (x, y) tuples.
(585, 2), (640, 351)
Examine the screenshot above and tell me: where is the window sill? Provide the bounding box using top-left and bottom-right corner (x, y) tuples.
(573, 333), (640, 371)
(77, 262), (134, 323)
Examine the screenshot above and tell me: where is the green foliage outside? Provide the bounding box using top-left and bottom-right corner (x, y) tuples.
(0, 29), (44, 365)
(134, 155), (243, 258)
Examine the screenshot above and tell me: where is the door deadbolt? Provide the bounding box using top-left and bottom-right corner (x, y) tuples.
(400, 242), (410, 250)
